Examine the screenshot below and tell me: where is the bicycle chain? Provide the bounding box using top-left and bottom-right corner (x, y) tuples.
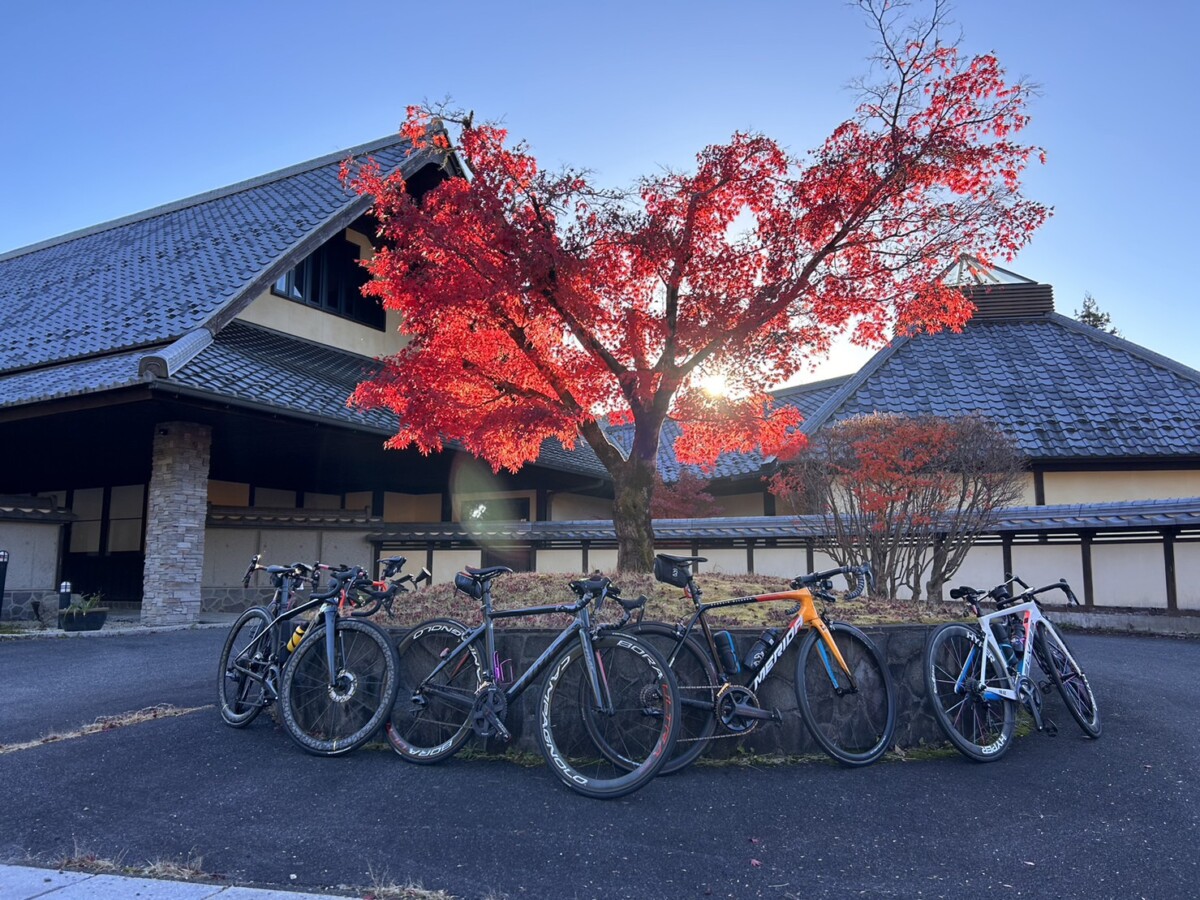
(671, 683), (792, 743)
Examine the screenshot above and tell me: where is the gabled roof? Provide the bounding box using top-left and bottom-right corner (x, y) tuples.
(0, 135), (426, 382)
(800, 311), (1200, 460)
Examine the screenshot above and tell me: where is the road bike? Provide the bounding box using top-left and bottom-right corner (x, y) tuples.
(218, 557), (415, 755)
(387, 567), (679, 799)
(631, 554), (896, 773)
(924, 575), (1101, 762)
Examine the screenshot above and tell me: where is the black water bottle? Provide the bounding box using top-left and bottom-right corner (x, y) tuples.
(743, 627), (780, 670)
(992, 619), (1016, 670)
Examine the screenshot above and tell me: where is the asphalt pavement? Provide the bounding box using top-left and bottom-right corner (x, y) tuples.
(1, 625), (1197, 899)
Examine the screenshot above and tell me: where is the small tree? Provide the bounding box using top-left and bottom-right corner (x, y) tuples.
(343, 0), (1048, 571)
(771, 414), (1026, 604)
(651, 471), (724, 520)
(1074, 292), (1121, 336)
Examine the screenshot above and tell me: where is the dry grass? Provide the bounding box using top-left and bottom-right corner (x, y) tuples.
(365, 865), (458, 900)
(0, 704), (210, 755)
(373, 570), (959, 631)
(50, 842), (212, 882)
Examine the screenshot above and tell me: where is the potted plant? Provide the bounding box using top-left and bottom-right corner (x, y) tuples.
(59, 591), (109, 632)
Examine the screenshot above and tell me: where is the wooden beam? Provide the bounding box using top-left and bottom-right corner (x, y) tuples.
(1080, 532), (1095, 607)
(1164, 529), (1178, 612)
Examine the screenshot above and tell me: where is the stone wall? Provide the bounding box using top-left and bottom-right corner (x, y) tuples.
(389, 624), (943, 758)
(142, 423), (211, 626)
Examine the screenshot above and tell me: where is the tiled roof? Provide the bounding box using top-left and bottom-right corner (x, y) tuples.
(165, 320), (396, 431)
(801, 314), (1200, 459)
(162, 321), (611, 479)
(601, 376), (852, 483)
(0, 136), (420, 378)
(365, 496), (1200, 543)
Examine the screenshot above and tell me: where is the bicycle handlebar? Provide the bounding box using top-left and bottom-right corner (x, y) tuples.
(790, 563), (873, 601)
(950, 576), (1080, 609)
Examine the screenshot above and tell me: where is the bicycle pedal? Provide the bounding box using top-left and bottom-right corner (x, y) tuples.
(770, 708), (783, 723)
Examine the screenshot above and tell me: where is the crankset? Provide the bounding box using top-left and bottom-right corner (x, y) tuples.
(715, 685), (780, 735)
(471, 687), (510, 740)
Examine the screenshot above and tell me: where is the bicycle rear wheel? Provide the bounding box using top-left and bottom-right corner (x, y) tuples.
(218, 607), (272, 728)
(279, 617), (400, 756)
(1034, 621), (1101, 738)
(538, 634), (678, 799)
(386, 618), (483, 764)
(795, 622), (896, 766)
(925, 622), (1016, 762)
(630, 622), (717, 774)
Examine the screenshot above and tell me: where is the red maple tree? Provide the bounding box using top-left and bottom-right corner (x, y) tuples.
(343, 1), (1049, 571)
(770, 413), (1026, 603)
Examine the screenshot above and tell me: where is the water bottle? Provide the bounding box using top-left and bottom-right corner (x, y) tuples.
(713, 630), (741, 675)
(992, 619), (1015, 670)
(743, 627), (780, 670)
(285, 623), (306, 655)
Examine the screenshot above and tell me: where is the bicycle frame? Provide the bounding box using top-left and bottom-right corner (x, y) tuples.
(666, 584), (860, 698)
(958, 587), (1088, 734)
(413, 588), (623, 722)
(231, 573), (362, 698)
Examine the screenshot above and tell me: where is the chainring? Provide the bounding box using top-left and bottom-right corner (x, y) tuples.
(471, 687), (508, 738)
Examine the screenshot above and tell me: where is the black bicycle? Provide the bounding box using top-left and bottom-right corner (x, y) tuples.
(387, 567), (680, 799)
(631, 554), (896, 773)
(218, 557), (410, 755)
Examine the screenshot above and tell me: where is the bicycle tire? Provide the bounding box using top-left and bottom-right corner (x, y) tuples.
(630, 622), (717, 774)
(1034, 621), (1101, 738)
(924, 622), (1016, 762)
(795, 622), (896, 766)
(218, 606), (272, 728)
(278, 617), (400, 756)
(538, 633), (678, 799)
(386, 618), (483, 764)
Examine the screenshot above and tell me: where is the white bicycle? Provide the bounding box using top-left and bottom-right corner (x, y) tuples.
(924, 576), (1101, 762)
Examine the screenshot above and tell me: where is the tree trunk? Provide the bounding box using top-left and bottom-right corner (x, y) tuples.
(611, 456), (656, 572)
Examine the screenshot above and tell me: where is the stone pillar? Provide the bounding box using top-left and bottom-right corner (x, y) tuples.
(142, 422), (211, 626)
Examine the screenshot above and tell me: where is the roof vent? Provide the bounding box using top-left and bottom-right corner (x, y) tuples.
(960, 282), (1055, 320)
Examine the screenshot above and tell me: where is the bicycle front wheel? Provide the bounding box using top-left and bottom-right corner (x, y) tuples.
(925, 622), (1016, 762)
(538, 634), (678, 799)
(278, 617), (400, 756)
(218, 607), (272, 728)
(630, 622), (717, 774)
(1035, 621), (1101, 738)
(386, 618), (483, 764)
(795, 622), (896, 766)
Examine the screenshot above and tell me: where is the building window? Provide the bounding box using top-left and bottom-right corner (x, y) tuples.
(273, 234), (384, 330)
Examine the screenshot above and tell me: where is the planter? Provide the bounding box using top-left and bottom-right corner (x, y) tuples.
(59, 609), (108, 632)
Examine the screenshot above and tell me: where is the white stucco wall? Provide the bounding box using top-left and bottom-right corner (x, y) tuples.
(537, 549), (588, 574)
(1043, 470), (1200, 504)
(1090, 542), (1167, 608)
(1007, 542), (1085, 600)
(549, 493), (611, 521)
(1174, 542), (1200, 611)
(0, 521), (61, 590)
(235, 229), (408, 359)
(383, 493), (442, 523)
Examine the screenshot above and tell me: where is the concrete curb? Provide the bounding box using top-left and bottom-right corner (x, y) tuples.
(0, 622), (232, 641)
(0, 864), (357, 899)
(1047, 609), (1200, 637)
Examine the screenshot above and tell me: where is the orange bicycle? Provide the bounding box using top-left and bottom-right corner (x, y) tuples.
(632, 554), (896, 772)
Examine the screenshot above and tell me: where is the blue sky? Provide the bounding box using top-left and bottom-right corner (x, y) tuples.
(3, 1), (1197, 377)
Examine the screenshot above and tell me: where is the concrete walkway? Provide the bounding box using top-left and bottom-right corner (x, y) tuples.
(0, 864), (355, 899)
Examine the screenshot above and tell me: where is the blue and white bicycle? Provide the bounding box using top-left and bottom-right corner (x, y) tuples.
(924, 575), (1101, 762)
